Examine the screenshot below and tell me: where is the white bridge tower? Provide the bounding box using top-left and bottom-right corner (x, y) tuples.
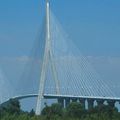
(35, 0), (60, 115)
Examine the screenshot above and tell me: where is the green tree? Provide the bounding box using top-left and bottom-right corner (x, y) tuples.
(3, 99), (21, 115)
(66, 102), (84, 118)
(41, 103), (63, 120)
(29, 109), (35, 117)
(51, 103), (63, 116)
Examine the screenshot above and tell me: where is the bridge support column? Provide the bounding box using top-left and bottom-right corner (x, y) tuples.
(58, 98), (64, 108)
(96, 100), (104, 106)
(107, 100), (116, 108)
(79, 99), (85, 109)
(72, 98), (77, 102)
(87, 99), (94, 110)
(65, 98), (70, 107)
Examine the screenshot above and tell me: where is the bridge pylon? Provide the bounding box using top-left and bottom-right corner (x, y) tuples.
(35, 0), (60, 115)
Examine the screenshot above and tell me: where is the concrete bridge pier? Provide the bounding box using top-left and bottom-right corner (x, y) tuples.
(96, 100), (104, 106)
(79, 99), (86, 109)
(87, 99), (94, 109)
(107, 100), (116, 108)
(71, 98), (78, 102)
(65, 98), (70, 107)
(58, 98), (64, 108)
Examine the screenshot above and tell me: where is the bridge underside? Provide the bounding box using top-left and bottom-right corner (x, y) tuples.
(2, 94), (120, 102)
(44, 94), (120, 101)
(1, 94), (120, 110)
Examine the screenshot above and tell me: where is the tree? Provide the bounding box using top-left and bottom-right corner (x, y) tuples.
(4, 99), (21, 114)
(88, 104), (118, 120)
(50, 103), (63, 116)
(41, 103), (63, 120)
(66, 102), (85, 118)
(29, 109), (35, 117)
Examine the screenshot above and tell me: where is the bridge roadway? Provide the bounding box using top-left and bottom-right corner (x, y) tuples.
(1, 94), (120, 109)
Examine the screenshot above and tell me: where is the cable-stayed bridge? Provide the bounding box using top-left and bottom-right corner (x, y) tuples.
(0, 0), (120, 115)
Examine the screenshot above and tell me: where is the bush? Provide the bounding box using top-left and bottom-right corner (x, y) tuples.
(66, 102), (85, 118)
(41, 103), (63, 120)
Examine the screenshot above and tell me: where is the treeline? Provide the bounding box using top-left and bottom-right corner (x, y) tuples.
(0, 99), (120, 120)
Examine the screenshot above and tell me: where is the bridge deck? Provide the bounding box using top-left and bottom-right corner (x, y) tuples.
(7, 94), (120, 101)
(1, 94), (120, 106)
(44, 94), (120, 101)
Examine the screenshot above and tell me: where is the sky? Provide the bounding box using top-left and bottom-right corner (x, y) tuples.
(0, 0), (120, 111)
(0, 0), (120, 57)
